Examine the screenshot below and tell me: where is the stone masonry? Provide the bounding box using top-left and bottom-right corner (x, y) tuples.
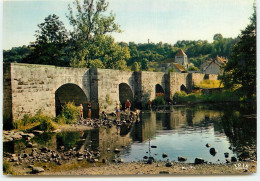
(3, 63), (217, 128)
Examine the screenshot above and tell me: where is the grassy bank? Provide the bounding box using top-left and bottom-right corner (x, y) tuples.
(173, 91), (256, 104)
(12, 102), (80, 132)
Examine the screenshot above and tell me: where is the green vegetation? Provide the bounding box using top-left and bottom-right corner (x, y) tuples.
(3, 160), (14, 175)
(151, 95), (166, 106)
(221, 4), (256, 98)
(172, 91), (255, 104)
(13, 102), (80, 131)
(58, 102), (80, 124)
(195, 80), (223, 89)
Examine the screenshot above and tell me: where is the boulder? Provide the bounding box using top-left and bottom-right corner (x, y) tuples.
(114, 148), (121, 154)
(231, 156), (237, 162)
(224, 152), (229, 158)
(162, 153), (168, 158)
(210, 148), (217, 154)
(32, 167), (44, 174)
(143, 156), (148, 159)
(165, 162), (172, 167)
(77, 157), (84, 161)
(206, 143), (211, 147)
(226, 158), (231, 163)
(194, 158), (204, 164)
(178, 156), (187, 162)
(118, 158), (124, 163)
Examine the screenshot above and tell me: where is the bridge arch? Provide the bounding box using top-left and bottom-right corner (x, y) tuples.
(180, 84), (188, 93)
(119, 83), (134, 110)
(155, 84), (164, 97)
(55, 83), (88, 117)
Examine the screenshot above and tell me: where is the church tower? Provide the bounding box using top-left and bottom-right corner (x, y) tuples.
(175, 49), (188, 69)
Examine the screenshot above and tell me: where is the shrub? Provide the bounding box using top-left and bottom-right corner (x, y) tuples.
(3, 160), (14, 175)
(152, 95), (166, 106)
(60, 102), (80, 124)
(38, 119), (57, 131)
(13, 112), (53, 130)
(173, 91), (187, 103)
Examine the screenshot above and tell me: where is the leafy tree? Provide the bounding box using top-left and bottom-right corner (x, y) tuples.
(141, 58), (149, 70)
(131, 61), (140, 71)
(213, 33), (224, 41)
(222, 5), (256, 98)
(67, 0), (122, 68)
(3, 46), (32, 63)
(88, 59), (105, 68)
(28, 14), (69, 66)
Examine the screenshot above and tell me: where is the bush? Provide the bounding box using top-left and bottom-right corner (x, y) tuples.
(13, 112), (53, 130)
(60, 102), (80, 124)
(3, 160), (14, 175)
(152, 95), (166, 106)
(38, 119), (57, 131)
(173, 91), (187, 103)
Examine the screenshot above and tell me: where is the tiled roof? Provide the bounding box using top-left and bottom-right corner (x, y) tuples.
(175, 49), (187, 56)
(173, 63), (185, 72)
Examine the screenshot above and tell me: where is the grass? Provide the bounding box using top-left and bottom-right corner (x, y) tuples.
(195, 80), (223, 89)
(13, 102), (80, 131)
(3, 160), (14, 175)
(173, 91), (242, 104)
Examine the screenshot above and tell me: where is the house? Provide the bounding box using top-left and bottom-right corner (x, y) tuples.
(201, 56), (228, 75)
(158, 49), (188, 73)
(158, 59), (186, 73)
(175, 49), (189, 69)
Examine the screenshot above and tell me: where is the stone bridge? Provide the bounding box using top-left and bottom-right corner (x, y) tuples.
(3, 63), (218, 128)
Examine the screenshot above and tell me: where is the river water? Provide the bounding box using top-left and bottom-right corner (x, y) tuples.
(4, 103), (256, 164)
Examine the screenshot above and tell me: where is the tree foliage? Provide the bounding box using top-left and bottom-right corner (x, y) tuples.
(222, 5), (256, 97)
(27, 14), (69, 66)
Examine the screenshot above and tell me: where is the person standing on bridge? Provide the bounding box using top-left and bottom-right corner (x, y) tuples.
(79, 104), (84, 120)
(87, 102), (91, 119)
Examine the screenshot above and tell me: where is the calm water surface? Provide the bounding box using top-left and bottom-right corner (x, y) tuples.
(4, 103), (256, 164)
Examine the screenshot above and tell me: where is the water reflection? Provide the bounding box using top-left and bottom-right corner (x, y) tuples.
(4, 103), (256, 164)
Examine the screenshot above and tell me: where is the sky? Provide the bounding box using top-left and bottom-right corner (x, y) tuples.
(2, 0), (255, 50)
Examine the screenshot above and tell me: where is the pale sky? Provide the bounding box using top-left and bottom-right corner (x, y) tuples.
(2, 0), (255, 50)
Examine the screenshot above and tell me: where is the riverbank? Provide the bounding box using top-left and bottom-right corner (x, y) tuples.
(40, 161), (256, 175)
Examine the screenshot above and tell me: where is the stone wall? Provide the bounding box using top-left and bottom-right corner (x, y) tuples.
(3, 63), (218, 126)
(96, 69), (135, 113)
(140, 71), (166, 103)
(4, 63), (89, 122)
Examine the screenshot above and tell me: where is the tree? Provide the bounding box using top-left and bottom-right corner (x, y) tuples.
(131, 62), (140, 71)
(3, 46), (32, 63)
(67, 0), (122, 68)
(222, 5), (256, 98)
(28, 14), (69, 66)
(213, 34), (223, 41)
(141, 58), (149, 70)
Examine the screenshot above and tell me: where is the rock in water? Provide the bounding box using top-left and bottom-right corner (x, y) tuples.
(226, 158), (231, 163)
(224, 152), (229, 158)
(178, 156), (187, 162)
(32, 167), (44, 174)
(231, 156), (237, 162)
(151, 145), (157, 148)
(194, 158), (204, 164)
(206, 143), (211, 147)
(165, 162), (172, 167)
(162, 153), (168, 158)
(210, 148), (217, 156)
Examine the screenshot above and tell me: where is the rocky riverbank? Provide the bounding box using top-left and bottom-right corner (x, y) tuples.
(40, 161), (256, 175)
